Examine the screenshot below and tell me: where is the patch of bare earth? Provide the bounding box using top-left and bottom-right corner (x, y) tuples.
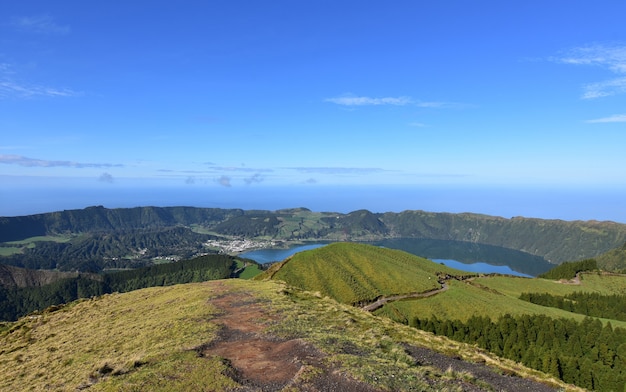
(198, 282), (382, 391)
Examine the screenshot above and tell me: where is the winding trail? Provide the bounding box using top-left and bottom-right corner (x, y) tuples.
(361, 283), (449, 312)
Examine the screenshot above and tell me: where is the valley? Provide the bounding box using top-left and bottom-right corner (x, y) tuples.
(2, 206), (626, 390)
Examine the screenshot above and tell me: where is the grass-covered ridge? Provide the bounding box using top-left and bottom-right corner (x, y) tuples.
(261, 242), (472, 305)
(0, 279), (574, 391)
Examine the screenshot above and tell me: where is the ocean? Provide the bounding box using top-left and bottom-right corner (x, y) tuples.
(1, 184), (625, 223)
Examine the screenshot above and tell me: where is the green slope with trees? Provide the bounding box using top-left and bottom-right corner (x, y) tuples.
(261, 242), (469, 305)
(264, 243), (626, 391)
(0, 254), (261, 321)
(3, 206), (626, 268)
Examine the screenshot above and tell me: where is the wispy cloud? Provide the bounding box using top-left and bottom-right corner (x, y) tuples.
(216, 175), (232, 187)
(291, 167), (388, 175)
(0, 154), (123, 168)
(244, 173), (264, 185)
(11, 15), (70, 35)
(586, 114), (626, 123)
(581, 77), (626, 99)
(0, 80), (80, 99)
(556, 44), (626, 99)
(325, 95), (413, 106)
(98, 172), (114, 183)
(325, 94), (467, 109)
(0, 63), (81, 99)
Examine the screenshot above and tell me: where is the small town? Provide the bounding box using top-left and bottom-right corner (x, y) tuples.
(204, 238), (278, 254)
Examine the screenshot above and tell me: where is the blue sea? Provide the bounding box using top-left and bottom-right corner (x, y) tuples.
(2, 182), (625, 223)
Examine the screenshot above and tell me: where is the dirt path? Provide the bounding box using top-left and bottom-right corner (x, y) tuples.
(199, 281), (383, 391)
(361, 283), (449, 312)
(198, 281), (561, 392)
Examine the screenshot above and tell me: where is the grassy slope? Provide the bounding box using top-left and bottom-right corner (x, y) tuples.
(376, 273), (626, 329)
(596, 241), (626, 271)
(0, 279), (575, 392)
(0, 282), (232, 391)
(264, 242), (626, 329)
(265, 242), (470, 304)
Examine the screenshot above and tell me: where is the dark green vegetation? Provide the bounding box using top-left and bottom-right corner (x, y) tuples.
(520, 291), (626, 321)
(372, 237), (553, 276)
(264, 242), (626, 391)
(538, 258), (598, 280)
(595, 241), (626, 272)
(0, 254), (260, 321)
(262, 242), (469, 305)
(1, 227), (216, 272)
(3, 206), (626, 271)
(1, 279), (577, 391)
(413, 314), (626, 391)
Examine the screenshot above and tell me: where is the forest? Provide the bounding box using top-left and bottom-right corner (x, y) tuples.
(412, 314), (626, 390)
(0, 254), (245, 321)
(520, 290), (626, 321)
(1, 227), (216, 272)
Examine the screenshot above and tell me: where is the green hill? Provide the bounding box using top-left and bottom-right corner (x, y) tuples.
(262, 242), (626, 390)
(595, 241), (626, 271)
(3, 206), (626, 268)
(0, 279), (572, 391)
(260, 242), (472, 305)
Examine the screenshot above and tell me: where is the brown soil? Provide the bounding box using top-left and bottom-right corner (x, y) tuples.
(199, 282), (382, 391)
(198, 281), (562, 392)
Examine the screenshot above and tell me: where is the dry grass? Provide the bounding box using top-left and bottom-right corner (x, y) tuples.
(0, 282), (233, 391)
(0, 278), (580, 391)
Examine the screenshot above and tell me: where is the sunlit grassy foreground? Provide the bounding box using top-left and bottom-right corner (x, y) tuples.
(0, 282), (236, 391)
(0, 277), (579, 391)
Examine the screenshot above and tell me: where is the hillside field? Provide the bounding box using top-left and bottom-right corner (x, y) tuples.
(0, 279), (574, 391)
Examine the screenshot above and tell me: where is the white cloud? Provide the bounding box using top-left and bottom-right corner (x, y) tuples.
(586, 114), (626, 123)
(98, 172), (114, 183)
(291, 167), (387, 175)
(0, 63), (81, 100)
(0, 154), (123, 168)
(11, 15), (70, 35)
(325, 95), (413, 106)
(244, 173), (264, 185)
(216, 175), (232, 187)
(556, 44), (626, 99)
(325, 95), (467, 109)
(0, 80), (80, 99)
(581, 77), (626, 99)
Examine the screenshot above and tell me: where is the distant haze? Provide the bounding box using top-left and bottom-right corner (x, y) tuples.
(2, 181), (625, 223)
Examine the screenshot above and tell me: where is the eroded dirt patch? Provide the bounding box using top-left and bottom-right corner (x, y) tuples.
(403, 344), (559, 392)
(199, 282), (382, 391)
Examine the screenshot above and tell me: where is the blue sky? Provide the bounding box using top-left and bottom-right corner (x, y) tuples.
(1, 1), (626, 219)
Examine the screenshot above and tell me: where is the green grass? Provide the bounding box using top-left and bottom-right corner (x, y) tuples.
(376, 274), (626, 329)
(0, 279), (576, 391)
(0, 246), (22, 256)
(5, 235), (72, 245)
(263, 242), (471, 305)
(1, 235), (73, 255)
(0, 283), (226, 391)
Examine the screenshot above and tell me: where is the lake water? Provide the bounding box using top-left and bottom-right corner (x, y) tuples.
(434, 259), (532, 277)
(240, 244), (327, 264)
(241, 242), (537, 277)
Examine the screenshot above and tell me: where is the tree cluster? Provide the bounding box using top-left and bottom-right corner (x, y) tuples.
(538, 258), (597, 280)
(0, 254), (239, 321)
(520, 291), (626, 321)
(412, 314), (626, 390)
(2, 227), (214, 272)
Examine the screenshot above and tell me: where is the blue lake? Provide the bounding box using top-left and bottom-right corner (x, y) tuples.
(433, 259), (532, 277)
(241, 243), (534, 277)
(240, 244), (327, 264)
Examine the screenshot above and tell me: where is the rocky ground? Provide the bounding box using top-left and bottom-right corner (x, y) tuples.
(199, 282), (561, 392)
